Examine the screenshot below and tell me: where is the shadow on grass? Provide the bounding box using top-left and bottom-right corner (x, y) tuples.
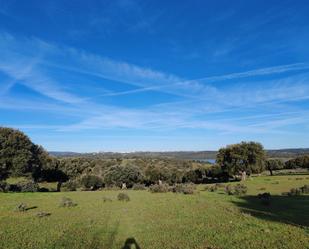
(25, 206), (38, 211)
(232, 195), (309, 227)
(121, 237), (141, 249)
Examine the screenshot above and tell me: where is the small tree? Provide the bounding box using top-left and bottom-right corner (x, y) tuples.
(265, 159), (284, 175)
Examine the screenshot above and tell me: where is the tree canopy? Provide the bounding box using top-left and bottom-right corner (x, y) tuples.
(0, 127), (50, 180)
(216, 141), (266, 178)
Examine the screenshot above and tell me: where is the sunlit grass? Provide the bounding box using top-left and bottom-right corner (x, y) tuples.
(0, 175), (308, 249)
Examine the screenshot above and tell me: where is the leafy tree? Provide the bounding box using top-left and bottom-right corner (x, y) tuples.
(80, 175), (103, 190)
(216, 141), (266, 179)
(285, 155), (309, 169)
(104, 164), (144, 187)
(265, 159), (284, 175)
(0, 127), (50, 180)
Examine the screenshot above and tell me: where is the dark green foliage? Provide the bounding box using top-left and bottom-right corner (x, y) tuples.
(59, 197), (77, 207)
(132, 183), (146, 190)
(17, 180), (39, 192)
(0, 181), (9, 192)
(81, 175), (103, 190)
(265, 159), (284, 175)
(117, 193), (130, 201)
(285, 155), (309, 169)
(171, 184), (195, 194)
(286, 188), (302, 196)
(62, 179), (78, 191)
(216, 141), (266, 177)
(149, 183), (170, 193)
(104, 164), (144, 188)
(0, 127), (51, 180)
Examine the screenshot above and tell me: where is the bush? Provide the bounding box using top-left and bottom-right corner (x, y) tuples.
(300, 184), (309, 194)
(224, 184), (247, 195)
(15, 203), (27, 212)
(225, 185), (234, 195)
(258, 192), (271, 205)
(81, 175), (103, 190)
(132, 183), (146, 190)
(149, 184), (170, 193)
(171, 184), (195, 194)
(117, 193), (130, 201)
(287, 188), (302, 196)
(233, 184), (247, 195)
(0, 181), (9, 192)
(59, 197), (77, 207)
(17, 180), (39, 192)
(62, 180), (78, 191)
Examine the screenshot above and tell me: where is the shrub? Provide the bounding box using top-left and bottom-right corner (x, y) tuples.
(300, 184), (309, 194)
(224, 184), (247, 195)
(0, 181), (9, 192)
(215, 183), (225, 188)
(171, 184), (195, 194)
(132, 183), (146, 190)
(81, 175), (103, 190)
(149, 184), (170, 193)
(17, 180), (39, 192)
(38, 187), (49, 192)
(233, 184), (247, 195)
(287, 188), (302, 196)
(62, 180), (78, 191)
(225, 185), (234, 195)
(258, 192), (271, 205)
(117, 193), (130, 201)
(208, 185), (218, 192)
(15, 203), (27, 212)
(59, 197), (77, 207)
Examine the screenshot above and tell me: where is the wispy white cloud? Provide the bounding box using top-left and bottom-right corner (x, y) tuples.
(1, 32), (309, 136)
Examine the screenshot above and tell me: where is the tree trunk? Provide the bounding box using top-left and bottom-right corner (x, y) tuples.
(241, 171), (247, 181)
(269, 169), (273, 176)
(57, 181), (62, 192)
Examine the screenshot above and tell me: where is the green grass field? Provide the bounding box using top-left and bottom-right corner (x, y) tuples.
(1, 175), (309, 249)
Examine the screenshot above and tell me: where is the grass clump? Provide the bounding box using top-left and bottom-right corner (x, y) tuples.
(36, 211), (51, 218)
(117, 193), (130, 201)
(103, 196), (113, 202)
(59, 197), (77, 207)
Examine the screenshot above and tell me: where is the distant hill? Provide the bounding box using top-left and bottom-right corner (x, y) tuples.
(50, 148), (309, 160)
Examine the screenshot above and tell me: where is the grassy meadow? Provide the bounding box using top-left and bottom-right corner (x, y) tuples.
(0, 175), (309, 249)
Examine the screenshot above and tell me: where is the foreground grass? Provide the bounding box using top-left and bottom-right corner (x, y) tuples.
(0, 175), (309, 249)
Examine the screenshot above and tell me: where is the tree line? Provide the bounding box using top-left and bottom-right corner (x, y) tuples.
(1, 127), (308, 191)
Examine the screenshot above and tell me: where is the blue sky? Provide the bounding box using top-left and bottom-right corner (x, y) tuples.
(0, 0), (309, 152)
